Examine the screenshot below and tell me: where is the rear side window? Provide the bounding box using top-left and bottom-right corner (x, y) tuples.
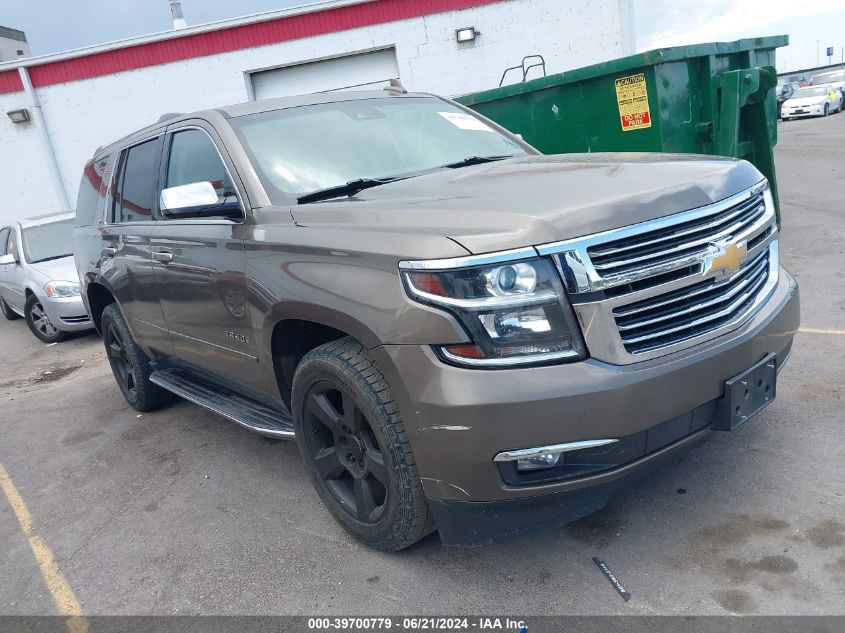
(113, 138), (161, 223)
(0, 228), (9, 255)
(76, 155), (112, 227)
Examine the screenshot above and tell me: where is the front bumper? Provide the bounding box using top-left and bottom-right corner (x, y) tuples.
(782, 104), (827, 118)
(372, 270), (799, 544)
(40, 295), (93, 332)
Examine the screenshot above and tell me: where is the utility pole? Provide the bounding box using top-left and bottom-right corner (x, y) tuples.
(815, 39), (820, 67)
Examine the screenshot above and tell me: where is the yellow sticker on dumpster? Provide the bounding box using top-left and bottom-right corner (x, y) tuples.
(615, 73), (652, 131)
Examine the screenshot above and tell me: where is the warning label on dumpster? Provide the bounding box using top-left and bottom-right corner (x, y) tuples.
(615, 73), (652, 131)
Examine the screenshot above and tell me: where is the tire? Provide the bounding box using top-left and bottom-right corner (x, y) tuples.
(101, 303), (167, 411)
(292, 337), (434, 551)
(25, 294), (68, 343)
(823, 103), (829, 117)
(0, 294), (20, 320)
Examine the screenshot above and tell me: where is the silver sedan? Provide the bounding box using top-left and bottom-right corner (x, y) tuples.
(0, 213), (93, 343)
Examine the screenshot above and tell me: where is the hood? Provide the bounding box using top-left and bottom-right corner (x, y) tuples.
(290, 154), (764, 255)
(784, 96), (828, 107)
(28, 255), (79, 282)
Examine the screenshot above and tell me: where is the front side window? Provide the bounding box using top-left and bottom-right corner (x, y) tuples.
(114, 138), (161, 223)
(6, 228), (19, 261)
(160, 129), (241, 220)
(231, 97), (529, 203)
(21, 219), (74, 263)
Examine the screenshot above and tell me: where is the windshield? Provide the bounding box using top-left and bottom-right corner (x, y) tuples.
(21, 219), (74, 263)
(792, 87), (829, 98)
(810, 72), (844, 85)
(231, 97), (529, 202)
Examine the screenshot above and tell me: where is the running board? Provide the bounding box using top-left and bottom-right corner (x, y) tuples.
(150, 368), (294, 439)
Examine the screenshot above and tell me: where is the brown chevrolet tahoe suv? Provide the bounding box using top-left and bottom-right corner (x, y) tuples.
(73, 91), (799, 550)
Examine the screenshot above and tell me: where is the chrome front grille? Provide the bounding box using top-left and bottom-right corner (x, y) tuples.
(588, 192), (767, 283)
(613, 248), (771, 355)
(537, 182), (780, 364)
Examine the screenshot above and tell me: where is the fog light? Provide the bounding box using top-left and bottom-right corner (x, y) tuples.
(517, 452), (561, 472)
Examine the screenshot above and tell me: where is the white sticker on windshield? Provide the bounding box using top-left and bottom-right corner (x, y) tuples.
(437, 111), (495, 131)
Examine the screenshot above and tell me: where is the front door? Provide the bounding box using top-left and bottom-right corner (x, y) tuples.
(1, 227), (27, 312)
(150, 123), (261, 390)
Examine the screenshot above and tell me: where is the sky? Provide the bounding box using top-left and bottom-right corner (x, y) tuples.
(2, 0), (844, 73)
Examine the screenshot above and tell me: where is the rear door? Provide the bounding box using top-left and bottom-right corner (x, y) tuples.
(103, 135), (172, 357)
(150, 121), (261, 389)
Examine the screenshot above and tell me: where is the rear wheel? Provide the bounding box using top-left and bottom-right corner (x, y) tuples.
(292, 338), (434, 551)
(101, 303), (166, 411)
(25, 295), (68, 343)
(0, 294), (20, 320)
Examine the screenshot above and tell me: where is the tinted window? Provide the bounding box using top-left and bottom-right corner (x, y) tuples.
(76, 154), (112, 227)
(114, 139), (161, 223)
(0, 228), (9, 255)
(22, 219), (74, 263)
(166, 129), (230, 197)
(231, 97), (527, 202)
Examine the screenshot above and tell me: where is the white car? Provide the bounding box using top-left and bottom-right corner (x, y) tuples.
(781, 85), (843, 120)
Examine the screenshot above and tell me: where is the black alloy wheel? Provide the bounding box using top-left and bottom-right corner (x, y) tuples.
(301, 380), (389, 524)
(105, 321), (137, 401)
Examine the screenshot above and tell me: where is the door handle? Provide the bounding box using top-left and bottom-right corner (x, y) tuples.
(152, 251), (174, 263)
(102, 247), (117, 257)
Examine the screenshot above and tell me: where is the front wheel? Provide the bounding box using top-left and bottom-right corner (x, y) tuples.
(823, 103), (829, 117)
(25, 295), (68, 343)
(101, 303), (167, 411)
(292, 338), (434, 551)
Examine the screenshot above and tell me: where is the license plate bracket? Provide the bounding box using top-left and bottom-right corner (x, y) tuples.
(713, 353), (777, 431)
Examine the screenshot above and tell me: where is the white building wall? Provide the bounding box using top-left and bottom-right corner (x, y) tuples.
(0, 0), (625, 223)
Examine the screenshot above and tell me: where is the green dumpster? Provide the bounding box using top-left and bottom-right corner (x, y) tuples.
(457, 36), (787, 221)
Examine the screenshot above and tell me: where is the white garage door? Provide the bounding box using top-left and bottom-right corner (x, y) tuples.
(250, 48), (400, 100)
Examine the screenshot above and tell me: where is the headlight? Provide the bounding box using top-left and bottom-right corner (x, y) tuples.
(403, 256), (586, 367)
(44, 280), (80, 297)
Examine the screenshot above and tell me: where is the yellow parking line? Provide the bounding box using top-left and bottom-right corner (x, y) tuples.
(799, 327), (845, 335)
(0, 461), (88, 633)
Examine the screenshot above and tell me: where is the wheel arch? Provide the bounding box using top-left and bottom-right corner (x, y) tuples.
(266, 303), (382, 408)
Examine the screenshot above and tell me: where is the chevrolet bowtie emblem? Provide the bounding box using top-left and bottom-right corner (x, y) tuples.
(704, 241), (746, 279)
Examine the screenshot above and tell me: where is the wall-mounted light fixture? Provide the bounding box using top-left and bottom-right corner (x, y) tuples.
(456, 27), (480, 43)
(7, 109), (31, 123)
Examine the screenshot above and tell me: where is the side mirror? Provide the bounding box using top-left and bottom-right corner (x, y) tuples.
(0, 253), (16, 265)
(160, 181), (219, 211)
(159, 181), (242, 220)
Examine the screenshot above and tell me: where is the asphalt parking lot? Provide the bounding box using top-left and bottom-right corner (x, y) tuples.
(1, 114), (844, 617)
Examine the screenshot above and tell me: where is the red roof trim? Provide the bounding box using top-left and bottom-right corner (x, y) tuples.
(0, 70), (23, 94)
(0, 0), (500, 95)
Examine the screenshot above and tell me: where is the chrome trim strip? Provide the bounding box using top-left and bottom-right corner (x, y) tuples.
(591, 211), (764, 271)
(494, 439), (619, 462)
(404, 272), (558, 309)
(613, 250), (768, 318)
(615, 258), (769, 330)
(536, 182), (767, 256)
(439, 346), (580, 367)
(587, 196), (764, 258)
(399, 247), (537, 271)
(619, 270), (769, 344)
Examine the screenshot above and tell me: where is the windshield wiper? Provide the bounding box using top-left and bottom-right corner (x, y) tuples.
(31, 254), (72, 263)
(297, 177), (404, 204)
(440, 155), (515, 169)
